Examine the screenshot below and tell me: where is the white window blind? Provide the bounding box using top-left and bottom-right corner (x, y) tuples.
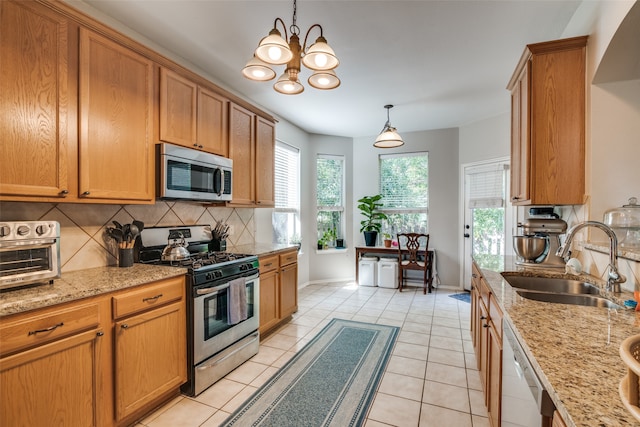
(468, 163), (508, 209)
(316, 154), (344, 209)
(379, 152), (429, 212)
(275, 141), (299, 212)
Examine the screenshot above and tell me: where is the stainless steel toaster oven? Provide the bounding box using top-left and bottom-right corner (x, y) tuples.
(0, 221), (61, 290)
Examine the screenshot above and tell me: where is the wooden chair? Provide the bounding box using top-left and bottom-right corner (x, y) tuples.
(397, 233), (431, 294)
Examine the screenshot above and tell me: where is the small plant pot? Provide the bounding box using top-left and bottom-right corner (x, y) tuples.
(317, 243), (323, 250)
(336, 239), (344, 248)
(363, 231), (378, 247)
(383, 239), (392, 248)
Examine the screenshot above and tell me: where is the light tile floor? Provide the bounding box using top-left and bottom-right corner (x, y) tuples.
(135, 282), (490, 427)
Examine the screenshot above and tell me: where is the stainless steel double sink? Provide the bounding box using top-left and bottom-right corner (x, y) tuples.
(502, 275), (622, 309)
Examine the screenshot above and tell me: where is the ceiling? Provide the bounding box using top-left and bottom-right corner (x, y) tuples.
(80, 0), (583, 138)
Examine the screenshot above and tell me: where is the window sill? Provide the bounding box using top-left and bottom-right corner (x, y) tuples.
(315, 248), (348, 255)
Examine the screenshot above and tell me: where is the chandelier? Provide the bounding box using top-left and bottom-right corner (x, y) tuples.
(374, 105), (404, 148)
(242, 0), (340, 95)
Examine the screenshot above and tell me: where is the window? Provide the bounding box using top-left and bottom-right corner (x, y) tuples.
(379, 152), (429, 236)
(316, 154), (344, 246)
(272, 141), (300, 245)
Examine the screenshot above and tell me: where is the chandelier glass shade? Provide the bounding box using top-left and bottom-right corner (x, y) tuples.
(374, 105), (404, 148)
(242, 0), (340, 94)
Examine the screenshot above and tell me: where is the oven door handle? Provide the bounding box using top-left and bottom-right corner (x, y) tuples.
(196, 283), (229, 296)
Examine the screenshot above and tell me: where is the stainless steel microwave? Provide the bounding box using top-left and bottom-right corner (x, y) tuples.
(157, 143), (232, 202)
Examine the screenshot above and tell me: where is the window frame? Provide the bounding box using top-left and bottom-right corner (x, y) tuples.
(316, 154), (345, 246)
(378, 151), (429, 235)
(272, 140), (300, 245)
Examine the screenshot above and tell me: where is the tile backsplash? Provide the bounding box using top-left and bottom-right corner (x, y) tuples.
(0, 201), (256, 272)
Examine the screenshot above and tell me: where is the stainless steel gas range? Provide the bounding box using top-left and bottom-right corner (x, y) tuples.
(139, 225), (260, 396)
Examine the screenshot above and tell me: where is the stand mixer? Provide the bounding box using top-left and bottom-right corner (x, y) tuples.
(514, 214), (567, 268)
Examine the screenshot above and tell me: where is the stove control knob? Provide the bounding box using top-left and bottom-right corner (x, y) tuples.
(205, 272), (214, 281)
(17, 225), (30, 236)
(36, 224), (48, 235)
(0, 225), (10, 238)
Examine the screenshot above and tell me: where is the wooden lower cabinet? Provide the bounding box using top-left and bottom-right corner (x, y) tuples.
(552, 410), (568, 427)
(0, 275), (187, 427)
(0, 300), (107, 427)
(114, 301), (186, 421)
(470, 260), (502, 427)
(259, 249), (298, 335)
(259, 267), (280, 334)
(279, 258), (298, 319)
(0, 327), (103, 426)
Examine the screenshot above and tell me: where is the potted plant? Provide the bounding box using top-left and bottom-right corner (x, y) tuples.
(382, 233), (392, 248)
(358, 194), (388, 247)
(317, 238), (324, 250)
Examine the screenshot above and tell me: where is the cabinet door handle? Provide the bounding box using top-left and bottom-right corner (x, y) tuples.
(472, 273), (477, 278)
(121, 324), (129, 329)
(483, 324), (490, 328)
(81, 191), (90, 196)
(28, 322), (64, 336)
(142, 293), (163, 302)
(480, 316), (487, 320)
(59, 189), (69, 197)
(97, 331), (104, 337)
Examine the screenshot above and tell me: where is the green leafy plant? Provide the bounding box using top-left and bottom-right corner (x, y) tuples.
(382, 233), (392, 240)
(358, 195), (388, 233)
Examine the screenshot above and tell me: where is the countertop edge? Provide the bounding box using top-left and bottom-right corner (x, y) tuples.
(477, 258), (640, 427)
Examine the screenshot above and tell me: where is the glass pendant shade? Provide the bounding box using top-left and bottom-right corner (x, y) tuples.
(255, 29), (293, 65)
(242, 56), (276, 81)
(274, 72), (304, 94)
(302, 36), (339, 71)
(308, 70), (340, 90)
(374, 127), (404, 148)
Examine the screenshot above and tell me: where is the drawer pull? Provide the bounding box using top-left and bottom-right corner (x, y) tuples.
(28, 322), (64, 336)
(97, 331), (104, 337)
(142, 293), (163, 302)
(264, 263), (273, 267)
(121, 324), (129, 329)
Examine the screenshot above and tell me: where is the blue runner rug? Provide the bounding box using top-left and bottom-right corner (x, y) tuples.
(449, 292), (471, 303)
(221, 318), (399, 427)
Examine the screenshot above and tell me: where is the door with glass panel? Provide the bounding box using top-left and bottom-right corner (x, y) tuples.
(462, 159), (512, 290)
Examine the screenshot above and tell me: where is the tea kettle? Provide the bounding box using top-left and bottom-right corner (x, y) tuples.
(161, 232), (190, 261)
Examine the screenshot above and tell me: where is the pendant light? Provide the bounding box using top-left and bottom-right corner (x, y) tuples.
(242, 0), (340, 94)
(374, 105), (404, 148)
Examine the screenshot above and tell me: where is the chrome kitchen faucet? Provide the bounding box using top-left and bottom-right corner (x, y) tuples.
(556, 221), (626, 293)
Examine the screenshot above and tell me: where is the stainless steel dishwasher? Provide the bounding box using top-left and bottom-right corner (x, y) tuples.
(501, 321), (555, 427)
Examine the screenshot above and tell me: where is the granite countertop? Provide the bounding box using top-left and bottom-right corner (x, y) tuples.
(229, 243), (299, 257)
(479, 257), (640, 426)
(0, 264), (187, 317)
(0, 244), (297, 318)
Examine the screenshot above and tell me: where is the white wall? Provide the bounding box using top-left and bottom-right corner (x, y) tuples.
(561, 0), (639, 222)
(458, 113), (510, 165)
(353, 128), (460, 286)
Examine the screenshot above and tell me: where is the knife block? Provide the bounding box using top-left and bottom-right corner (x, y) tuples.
(211, 239), (226, 252)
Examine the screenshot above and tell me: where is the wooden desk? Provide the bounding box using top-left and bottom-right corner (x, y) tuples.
(355, 246), (434, 293)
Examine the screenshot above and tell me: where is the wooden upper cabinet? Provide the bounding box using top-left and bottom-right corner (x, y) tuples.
(160, 68), (229, 156)
(0, 0), (74, 199)
(198, 87), (229, 156)
(509, 63), (530, 204)
(255, 116), (275, 207)
(79, 28), (155, 202)
(160, 68), (197, 147)
(507, 36), (587, 206)
(228, 103), (256, 206)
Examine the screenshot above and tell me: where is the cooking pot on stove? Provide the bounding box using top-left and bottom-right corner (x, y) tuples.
(162, 233), (190, 261)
